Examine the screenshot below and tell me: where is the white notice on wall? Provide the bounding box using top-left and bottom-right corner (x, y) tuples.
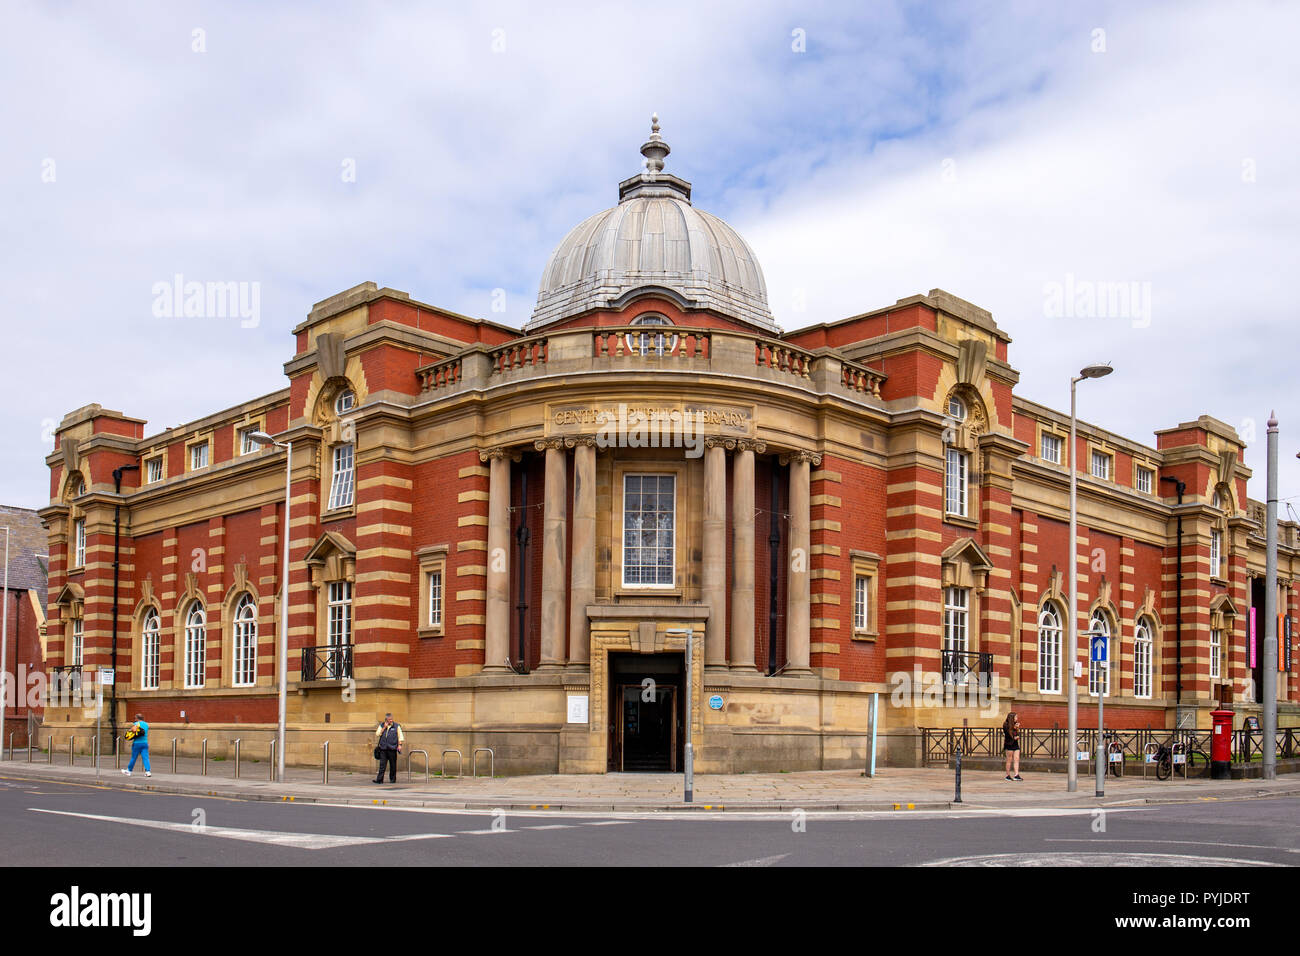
(567, 694), (589, 724)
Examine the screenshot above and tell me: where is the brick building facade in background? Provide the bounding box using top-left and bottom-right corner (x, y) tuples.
(38, 123), (1300, 772)
(2, 505), (48, 747)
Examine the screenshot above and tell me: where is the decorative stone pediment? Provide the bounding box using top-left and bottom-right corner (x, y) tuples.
(941, 537), (993, 591)
(1042, 564), (1065, 605)
(305, 531), (357, 585)
(1209, 592), (1238, 628)
(53, 581), (84, 608)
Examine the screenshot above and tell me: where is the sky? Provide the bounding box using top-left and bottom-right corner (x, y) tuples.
(2, 0), (1298, 511)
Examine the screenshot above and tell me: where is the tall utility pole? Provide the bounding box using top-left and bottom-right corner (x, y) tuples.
(1263, 413), (1278, 779)
(1067, 363), (1113, 792)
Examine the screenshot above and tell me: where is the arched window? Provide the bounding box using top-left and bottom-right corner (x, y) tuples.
(1038, 602), (1062, 693)
(141, 608), (161, 690)
(947, 394), (967, 422)
(1088, 610), (1111, 697)
(334, 388), (355, 415)
(626, 314), (677, 357)
(184, 602), (206, 689)
(1134, 617), (1154, 699)
(233, 594), (257, 687)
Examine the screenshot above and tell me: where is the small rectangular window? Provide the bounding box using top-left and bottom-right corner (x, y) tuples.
(428, 570), (443, 628)
(73, 518), (86, 568)
(239, 427), (259, 456)
(1040, 433), (1062, 465)
(328, 443), (355, 509)
(945, 448), (968, 516)
(1090, 450), (1110, 480)
(146, 457), (163, 483)
(1210, 529), (1223, 578)
(853, 575), (869, 632)
(1210, 628), (1222, 680)
(1135, 467), (1153, 494)
(71, 618), (83, 666)
(190, 441), (209, 471)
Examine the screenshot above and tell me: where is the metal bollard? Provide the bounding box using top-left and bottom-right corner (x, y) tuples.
(28, 736), (34, 763)
(69, 736), (75, 766)
(201, 739), (208, 776)
(115, 737), (123, 770)
(171, 738), (178, 774)
(953, 743), (963, 804)
(268, 740), (275, 781)
(47, 736), (53, 763)
(7, 732), (12, 760)
(322, 741), (329, 784)
(233, 739), (241, 779)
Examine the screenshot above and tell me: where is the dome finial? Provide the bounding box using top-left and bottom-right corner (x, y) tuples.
(640, 113), (670, 174)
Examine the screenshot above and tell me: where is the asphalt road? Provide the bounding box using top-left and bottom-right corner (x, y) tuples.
(2, 771), (1297, 867)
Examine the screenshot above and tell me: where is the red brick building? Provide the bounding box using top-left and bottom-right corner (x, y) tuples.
(2, 505), (48, 748)
(39, 123), (1300, 772)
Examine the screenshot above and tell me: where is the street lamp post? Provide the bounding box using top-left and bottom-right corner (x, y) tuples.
(1067, 363), (1113, 793)
(251, 432), (291, 784)
(665, 627), (695, 803)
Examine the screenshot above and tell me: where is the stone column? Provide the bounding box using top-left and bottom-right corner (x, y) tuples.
(568, 438), (596, 668)
(481, 448), (513, 672)
(537, 439), (567, 670)
(703, 438), (728, 669)
(730, 440), (764, 671)
(783, 450), (818, 675)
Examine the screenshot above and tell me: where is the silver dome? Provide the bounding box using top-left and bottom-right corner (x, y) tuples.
(527, 117), (775, 332)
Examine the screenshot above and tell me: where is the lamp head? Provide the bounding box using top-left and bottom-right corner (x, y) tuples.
(249, 431), (277, 446)
(1079, 363), (1113, 380)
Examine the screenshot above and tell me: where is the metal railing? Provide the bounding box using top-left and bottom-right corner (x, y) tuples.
(301, 644), (354, 681)
(922, 727), (1221, 769)
(940, 650), (993, 687)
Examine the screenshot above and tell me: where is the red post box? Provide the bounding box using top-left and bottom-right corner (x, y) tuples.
(1210, 709), (1234, 779)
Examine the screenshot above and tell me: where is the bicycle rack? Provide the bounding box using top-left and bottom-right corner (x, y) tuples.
(406, 749), (429, 784)
(1142, 742), (1160, 778)
(441, 749), (462, 779)
(1172, 741), (1189, 780)
(1074, 737), (1091, 775)
(1108, 740), (1125, 778)
(472, 748), (494, 778)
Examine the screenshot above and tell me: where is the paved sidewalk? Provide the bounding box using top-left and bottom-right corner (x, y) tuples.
(3, 754), (1298, 812)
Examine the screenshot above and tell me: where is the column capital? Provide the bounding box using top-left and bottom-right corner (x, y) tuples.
(704, 436), (735, 450)
(534, 438), (566, 451)
(779, 449), (822, 466)
(735, 438), (767, 454)
(480, 446), (522, 462)
(562, 435), (598, 449)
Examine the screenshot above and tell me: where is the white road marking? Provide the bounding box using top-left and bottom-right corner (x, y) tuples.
(1045, 838), (1300, 854)
(721, 853), (790, 867)
(30, 808), (453, 850)
(919, 852), (1283, 867)
(457, 828), (510, 835)
(522, 825), (575, 830)
(586, 820), (630, 826)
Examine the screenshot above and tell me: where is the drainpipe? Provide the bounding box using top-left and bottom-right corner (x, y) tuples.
(1161, 476), (1186, 704)
(767, 463), (782, 675)
(110, 464), (139, 745)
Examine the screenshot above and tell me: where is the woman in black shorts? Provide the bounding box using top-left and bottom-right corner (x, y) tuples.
(1003, 711), (1022, 780)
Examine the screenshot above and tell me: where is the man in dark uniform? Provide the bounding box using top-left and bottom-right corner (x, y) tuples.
(373, 713), (404, 784)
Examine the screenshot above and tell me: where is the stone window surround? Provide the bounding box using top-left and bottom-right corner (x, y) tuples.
(417, 544), (449, 638)
(185, 431), (214, 473)
(611, 458), (688, 598)
(1036, 422), (1066, 466)
(1087, 441), (1115, 482)
(849, 549), (881, 640)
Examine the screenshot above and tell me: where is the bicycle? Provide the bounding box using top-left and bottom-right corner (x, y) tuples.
(1153, 737), (1208, 779)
